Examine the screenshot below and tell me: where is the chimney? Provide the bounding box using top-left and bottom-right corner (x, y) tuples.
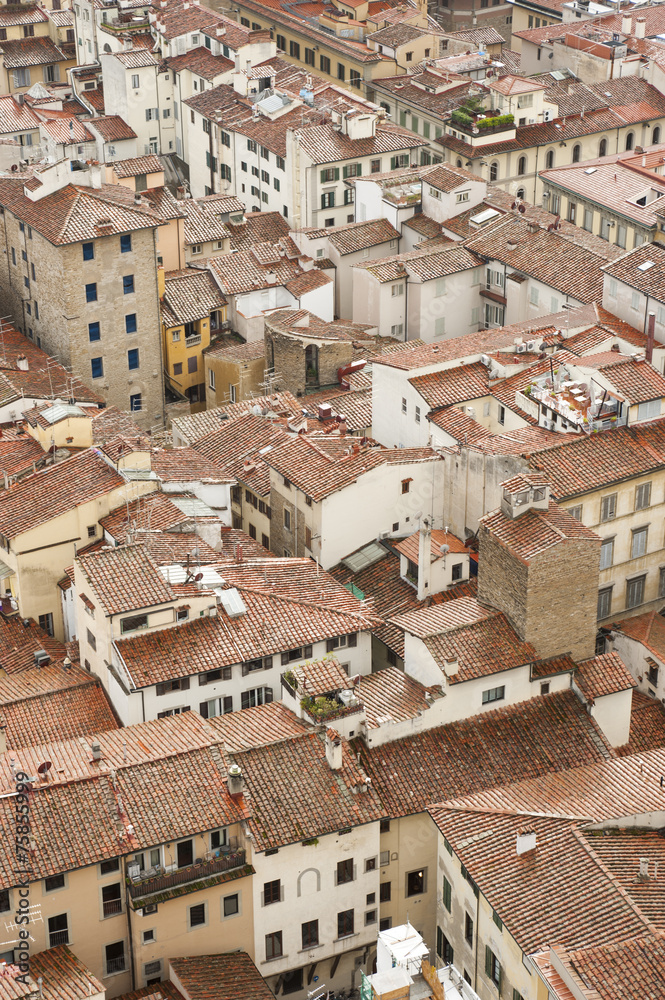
(16, 354), (29, 371)
(647, 311), (655, 363)
(227, 763), (245, 795)
(417, 516), (432, 602)
(516, 828), (537, 855)
(325, 728), (343, 771)
(0, 726), (6, 755)
(91, 740), (102, 761)
(621, 13), (632, 33)
(635, 17), (646, 37)
(444, 656), (459, 677)
(338, 416), (347, 437)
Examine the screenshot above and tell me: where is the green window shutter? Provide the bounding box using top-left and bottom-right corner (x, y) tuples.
(498, 963), (502, 992)
(356, 162), (362, 175)
(334, 167), (340, 180)
(443, 877), (451, 912)
(391, 156), (397, 170)
(320, 169), (326, 182)
(485, 946), (492, 979)
(342, 165), (349, 179)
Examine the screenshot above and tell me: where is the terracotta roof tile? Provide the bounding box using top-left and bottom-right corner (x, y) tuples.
(427, 404), (493, 444)
(0, 665), (119, 751)
(0, 448), (125, 538)
(99, 492), (209, 545)
(162, 268), (227, 326)
(357, 689), (613, 818)
(566, 934), (665, 1000)
(575, 651), (637, 700)
(166, 45), (234, 79)
(151, 445), (232, 483)
(226, 210), (290, 251)
(616, 690), (665, 756)
(207, 701), (309, 750)
(111, 154), (164, 178)
(394, 528), (467, 565)
(192, 412), (292, 496)
(172, 391), (301, 445)
(0, 615), (67, 676)
(27, 945), (105, 1000)
(204, 338), (265, 361)
(0, 36), (68, 68)
(232, 730), (383, 850)
(294, 655), (351, 696)
(479, 498), (601, 562)
(611, 608), (665, 661)
(409, 361), (490, 408)
(167, 953), (274, 1000)
(76, 544), (179, 616)
(358, 665), (436, 729)
(0, 435), (45, 480)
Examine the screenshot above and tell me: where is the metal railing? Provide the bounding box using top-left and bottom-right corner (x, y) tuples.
(128, 850), (246, 899)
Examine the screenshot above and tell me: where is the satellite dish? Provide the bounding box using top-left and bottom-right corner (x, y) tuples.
(194, 572), (204, 582)
(37, 761), (52, 774)
(439, 544), (450, 555)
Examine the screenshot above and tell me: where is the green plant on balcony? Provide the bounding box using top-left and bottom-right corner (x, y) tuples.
(301, 695), (340, 720)
(476, 114), (515, 131)
(451, 109), (473, 127)
(284, 669), (297, 689)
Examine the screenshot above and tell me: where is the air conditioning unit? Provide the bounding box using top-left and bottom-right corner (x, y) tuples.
(480, 353), (491, 366)
(517, 343), (527, 353)
(527, 339), (538, 351)
(542, 418), (555, 430)
(378, 530), (391, 539)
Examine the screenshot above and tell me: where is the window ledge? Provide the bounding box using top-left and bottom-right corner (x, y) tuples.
(261, 955), (286, 965)
(298, 943), (323, 954)
(335, 932), (359, 943)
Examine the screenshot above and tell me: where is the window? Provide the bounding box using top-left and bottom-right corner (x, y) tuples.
(320, 55), (331, 74)
(173, 363), (183, 376)
(121, 613), (148, 633)
(302, 919), (319, 948)
(626, 131), (634, 151)
(600, 493), (617, 522)
(530, 286), (539, 307)
(321, 192), (335, 209)
(86, 628), (96, 651)
(401, 397), (407, 414)
(289, 40), (300, 58)
(13, 68), (30, 88)
(415, 406), (421, 424)
(406, 869), (426, 896)
(599, 137), (608, 157)
(88, 321), (100, 342)
(263, 879), (281, 905)
(437, 927), (454, 964)
(390, 154), (409, 170)
(391, 324), (403, 337)
(266, 931), (283, 960)
(189, 903), (206, 927)
(123, 274), (134, 294)
(131, 74), (139, 88)
(599, 537), (614, 570)
(128, 348), (139, 370)
(91, 357), (104, 379)
(85, 282), (97, 302)
(48, 914), (68, 948)
(350, 69), (361, 88)
(337, 909), (354, 938)
(597, 586), (613, 619)
(482, 685), (505, 704)
(276, 33), (286, 49)
(82, 242), (94, 260)
(38, 612), (54, 636)
(188, 356), (198, 374)
(635, 482), (652, 511)
(649, 659), (660, 686)
(584, 208), (593, 232)
(442, 876), (452, 911)
(498, 405), (506, 425)
(337, 63), (345, 80)
(100, 858), (119, 875)
(379, 882), (391, 902)
(102, 883), (122, 918)
(659, 566), (665, 599)
(627, 575), (646, 609)
(241, 687), (273, 708)
(120, 234), (132, 253)
(464, 912), (473, 946)
(222, 892), (239, 917)
(337, 858), (354, 885)
(572, 143), (581, 163)
(392, 283), (404, 297)
(45, 874), (65, 892)
(631, 527), (648, 559)
(304, 46), (315, 65)
(485, 947), (501, 989)
(654, 126), (662, 144)
(402, 480), (410, 494)
(517, 156), (527, 176)
(129, 390), (141, 413)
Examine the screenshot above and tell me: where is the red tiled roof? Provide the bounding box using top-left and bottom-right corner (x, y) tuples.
(427, 404), (493, 444)
(231, 730), (383, 850)
(409, 361), (490, 408)
(111, 154), (164, 178)
(76, 544), (177, 616)
(88, 115), (136, 141)
(358, 666), (437, 729)
(575, 651), (636, 700)
(191, 412), (292, 496)
(0, 448), (125, 538)
(151, 445), (233, 484)
(166, 45), (234, 80)
(0, 435), (45, 480)
(611, 609), (665, 662)
(0, 616), (67, 676)
(207, 701), (309, 750)
(616, 690), (665, 757)
(394, 528), (467, 565)
(479, 498), (601, 563)
(0, 36), (68, 69)
(0, 665), (119, 751)
(579, 353), (665, 404)
(566, 934), (665, 1000)
(295, 655), (351, 696)
(168, 953), (274, 1000)
(29, 946), (105, 1000)
(356, 689), (613, 818)
(99, 492), (209, 544)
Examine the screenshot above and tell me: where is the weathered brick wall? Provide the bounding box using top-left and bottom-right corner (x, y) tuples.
(266, 322), (353, 397)
(478, 524), (601, 661)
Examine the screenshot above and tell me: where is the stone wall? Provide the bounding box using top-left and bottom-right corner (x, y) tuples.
(0, 206), (165, 429)
(478, 522), (601, 661)
(265, 322), (352, 397)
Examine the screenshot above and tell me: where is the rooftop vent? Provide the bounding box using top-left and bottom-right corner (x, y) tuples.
(516, 828), (536, 855)
(227, 763), (244, 795)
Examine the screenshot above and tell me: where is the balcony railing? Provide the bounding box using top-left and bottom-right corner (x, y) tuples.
(128, 850), (246, 899)
(106, 956), (126, 975)
(49, 930), (69, 947)
(185, 334), (202, 347)
(103, 898), (122, 917)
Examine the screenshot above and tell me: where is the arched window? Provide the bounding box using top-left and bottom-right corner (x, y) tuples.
(625, 132), (634, 151)
(456, 158), (463, 168)
(517, 156), (527, 176)
(598, 137), (607, 157)
(490, 161), (499, 181)
(305, 344), (319, 384)
(517, 187), (526, 199)
(572, 144), (581, 163)
(545, 149), (554, 169)
(654, 126), (661, 144)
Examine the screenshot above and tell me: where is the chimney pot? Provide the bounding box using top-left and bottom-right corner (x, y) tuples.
(227, 763), (245, 795)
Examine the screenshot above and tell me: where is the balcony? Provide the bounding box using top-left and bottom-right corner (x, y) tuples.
(106, 956), (126, 975)
(185, 334), (202, 347)
(128, 850), (246, 900)
(102, 898), (122, 917)
(49, 930), (69, 947)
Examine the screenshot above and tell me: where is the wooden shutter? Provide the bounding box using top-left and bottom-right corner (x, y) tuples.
(326, 639), (335, 653)
(199, 701), (209, 718)
(348, 633), (357, 647)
